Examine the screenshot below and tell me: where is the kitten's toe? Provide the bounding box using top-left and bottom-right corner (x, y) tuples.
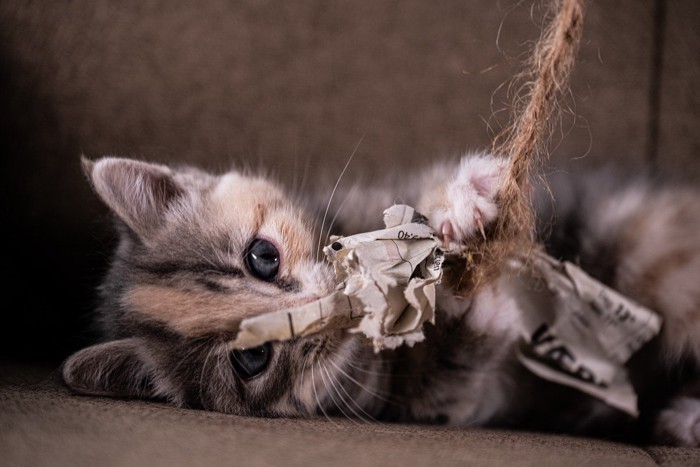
(436, 208), (489, 249)
(435, 158), (503, 247)
(655, 397), (700, 447)
(439, 220), (455, 249)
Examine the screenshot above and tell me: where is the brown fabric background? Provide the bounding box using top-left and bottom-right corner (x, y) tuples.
(1, 1), (700, 464)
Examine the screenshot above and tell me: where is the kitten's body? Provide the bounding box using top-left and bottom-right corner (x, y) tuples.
(63, 154), (700, 446)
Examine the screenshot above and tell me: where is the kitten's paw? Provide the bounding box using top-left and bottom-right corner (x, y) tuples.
(655, 397), (700, 447)
(423, 155), (506, 250)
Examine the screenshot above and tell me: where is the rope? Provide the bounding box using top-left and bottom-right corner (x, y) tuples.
(456, 0), (587, 290)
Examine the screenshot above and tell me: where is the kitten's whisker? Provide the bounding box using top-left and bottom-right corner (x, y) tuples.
(172, 338), (208, 374)
(213, 346), (238, 413)
(199, 343), (219, 410)
(320, 361), (366, 424)
(311, 359), (338, 426)
(327, 357), (396, 405)
(301, 350), (325, 411)
(299, 154), (312, 197)
(317, 360), (353, 423)
(323, 340), (411, 375)
(298, 352), (314, 417)
(320, 361), (362, 421)
(203, 237), (222, 265)
(326, 358), (393, 417)
(343, 358), (420, 379)
(324, 183), (358, 245)
(460, 407), (492, 427)
(323, 341), (402, 409)
(317, 359), (357, 423)
(316, 135), (365, 261)
(194, 243), (224, 270)
(340, 358), (395, 378)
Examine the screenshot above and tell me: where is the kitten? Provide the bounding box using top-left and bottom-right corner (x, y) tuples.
(62, 154), (700, 446)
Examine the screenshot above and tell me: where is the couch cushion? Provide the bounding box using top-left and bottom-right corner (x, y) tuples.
(3, 363), (698, 467)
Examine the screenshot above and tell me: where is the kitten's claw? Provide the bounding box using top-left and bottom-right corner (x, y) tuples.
(475, 217), (487, 240)
(440, 221), (454, 249)
(439, 217), (484, 250)
(421, 154), (504, 249)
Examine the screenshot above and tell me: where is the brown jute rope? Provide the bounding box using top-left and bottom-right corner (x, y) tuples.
(455, 0), (586, 291)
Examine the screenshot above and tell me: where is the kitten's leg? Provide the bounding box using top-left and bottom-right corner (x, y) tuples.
(317, 152), (506, 239)
(655, 397), (700, 446)
(416, 153), (506, 249)
(414, 154), (527, 338)
(654, 381), (700, 447)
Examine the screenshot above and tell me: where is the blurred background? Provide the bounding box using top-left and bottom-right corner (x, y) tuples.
(1, 0), (698, 365)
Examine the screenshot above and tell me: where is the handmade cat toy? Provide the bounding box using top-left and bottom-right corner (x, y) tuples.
(230, 0), (662, 420)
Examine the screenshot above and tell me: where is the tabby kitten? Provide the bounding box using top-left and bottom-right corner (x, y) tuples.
(62, 154), (700, 446)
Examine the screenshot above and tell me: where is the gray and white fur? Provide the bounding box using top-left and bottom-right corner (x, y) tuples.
(62, 154), (700, 446)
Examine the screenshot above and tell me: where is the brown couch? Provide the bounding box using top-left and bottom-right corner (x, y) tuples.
(3, 363), (700, 466)
(2, 0), (699, 465)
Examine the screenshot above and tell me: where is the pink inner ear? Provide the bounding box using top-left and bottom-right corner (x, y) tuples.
(148, 171), (183, 208)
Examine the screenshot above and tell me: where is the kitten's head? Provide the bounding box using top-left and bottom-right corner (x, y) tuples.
(62, 157), (381, 417)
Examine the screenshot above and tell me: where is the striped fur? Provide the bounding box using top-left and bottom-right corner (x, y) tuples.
(63, 155), (700, 446)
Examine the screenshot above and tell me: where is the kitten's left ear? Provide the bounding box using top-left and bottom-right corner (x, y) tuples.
(62, 338), (162, 400)
(81, 156), (184, 240)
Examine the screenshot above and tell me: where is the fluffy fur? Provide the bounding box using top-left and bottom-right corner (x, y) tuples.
(63, 154), (700, 446)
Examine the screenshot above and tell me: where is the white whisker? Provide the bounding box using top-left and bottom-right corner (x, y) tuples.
(341, 359), (394, 378)
(311, 359), (338, 426)
(316, 135), (365, 261)
(324, 183), (358, 244)
(198, 342), (219, 409)
(324, 358), (384, 423)
(317, 359), (357, 423)
(327, 357), (396, 406)
(172, 339), (207, 374)
(319, 360), (365, 424)
(299, 350), (322, 417)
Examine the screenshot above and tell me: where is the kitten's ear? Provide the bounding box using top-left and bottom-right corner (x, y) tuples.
(82, 156), (184, 239)
(62, 338), (160, 399)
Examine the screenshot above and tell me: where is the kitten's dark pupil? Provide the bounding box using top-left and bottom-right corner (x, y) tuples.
(245, 239), (279, 281)
(230, 343), (272, 380)
(331, 242), (343, 251)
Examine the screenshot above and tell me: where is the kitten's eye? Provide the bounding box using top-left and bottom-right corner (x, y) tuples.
(245, 239), (280, 282)
(230, 343), (272, 380)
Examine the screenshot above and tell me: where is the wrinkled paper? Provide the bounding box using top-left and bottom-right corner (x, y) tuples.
(231, 204), (444, 351)
(509, 251), (662, 416)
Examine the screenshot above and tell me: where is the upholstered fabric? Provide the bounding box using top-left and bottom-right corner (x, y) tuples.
(4, 364), (700, 466)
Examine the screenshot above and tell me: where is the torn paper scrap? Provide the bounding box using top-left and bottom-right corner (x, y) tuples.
(231, 204), (444, 351)
(508, 251), (662, 416)
(231, 291), (365, 349)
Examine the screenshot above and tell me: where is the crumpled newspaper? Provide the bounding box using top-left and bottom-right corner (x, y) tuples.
(508, 251), (662, 416)
(231, 204), (444, 351)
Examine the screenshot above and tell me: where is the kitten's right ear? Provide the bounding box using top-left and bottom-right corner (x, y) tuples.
(81, 156), (184, 239)
(62, 338), (160, 400)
